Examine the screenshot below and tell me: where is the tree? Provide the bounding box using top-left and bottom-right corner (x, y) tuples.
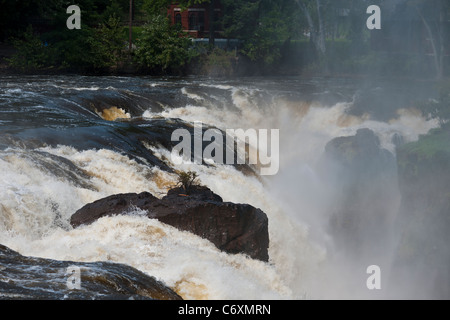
(221, 0), (300, 67)
(141, 0), (209, 16)
(242, 8), (289, 66)
(7, 26), (55, 72)
(141, 0), (215, 44)
(133, 14), (195, 73)
(294, 0), (370, 65)
(208, 0), (218, 46)
(419, 80), (450, 125)
(176, 170), (200, 194)
(295, 0), (327, 59)
(96, 15), (127, 70)
(409, 0), (449, 79)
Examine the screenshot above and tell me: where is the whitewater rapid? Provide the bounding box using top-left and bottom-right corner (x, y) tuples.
(0, 77), (440, 299)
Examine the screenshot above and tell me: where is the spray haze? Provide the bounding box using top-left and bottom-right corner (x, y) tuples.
(0, 75), (445, 300)
(1, 0), (449, 301)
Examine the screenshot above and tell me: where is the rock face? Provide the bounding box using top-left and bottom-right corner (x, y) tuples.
(320, 128), (399, 259)
(0, 244), (182, 300)
(391, 127), (450, 299)
(70, 186), (270, 262)
(70, 191), (159, 227)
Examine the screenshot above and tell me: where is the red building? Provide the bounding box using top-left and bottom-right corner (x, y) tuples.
(167, 1), (223, 39)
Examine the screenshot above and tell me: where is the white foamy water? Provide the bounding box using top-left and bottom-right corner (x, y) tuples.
(142, 88), (439, 299)
(15, 214), (293, 300)
(0, 80), (440, 299)
(0, 145), (297, 299)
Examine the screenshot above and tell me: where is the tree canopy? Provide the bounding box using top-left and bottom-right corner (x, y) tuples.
(1, 0), (449, 77)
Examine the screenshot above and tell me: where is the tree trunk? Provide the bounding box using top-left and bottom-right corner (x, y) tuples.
(209, 0), (216, 47)
(297, 0), (327, 61)
(415, 5), (442, 79)
(129, 0), (133, 52)
(315, 0), (326, 56)
(438, 5), (445, 79)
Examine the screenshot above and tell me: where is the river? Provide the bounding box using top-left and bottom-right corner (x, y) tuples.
(0, 74), (440, 299)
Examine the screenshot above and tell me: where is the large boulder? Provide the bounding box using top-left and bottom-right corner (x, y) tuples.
(0, 244), (182, 300)
(319, 128), (399, 260)
(323, 128), (396, 177)
(70, 186), (269, 262)
(69, 191), (159, 227)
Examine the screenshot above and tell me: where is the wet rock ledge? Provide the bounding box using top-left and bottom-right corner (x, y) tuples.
(70, 185), (270, 262)
(0, 244), (181, 300)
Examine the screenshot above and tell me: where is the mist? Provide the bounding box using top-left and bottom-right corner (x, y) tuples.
(156, 78), (443, 299)
(1, 0), (449, 302)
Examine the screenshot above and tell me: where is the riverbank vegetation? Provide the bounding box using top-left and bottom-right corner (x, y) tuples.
(0, 0), (449, 79)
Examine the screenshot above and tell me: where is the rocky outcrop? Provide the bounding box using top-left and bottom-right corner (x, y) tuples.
(0, 244), (182, 300)
(70, 186), (269, 262)
(391, 127), (450, 299)
(320, 128), (399, 259)
(323, 128), (396, 176)
(69, 191), (159, 227)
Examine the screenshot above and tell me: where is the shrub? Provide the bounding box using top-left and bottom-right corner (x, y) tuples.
(96, 15), (128, 70)
(176, 170), (199, 194)
(50, 27), (104, 72)
(8, 26), (55, 72)
(418, 81), (450, 125)
(198, 48), (236, 77)
(134, 15), (195, 74)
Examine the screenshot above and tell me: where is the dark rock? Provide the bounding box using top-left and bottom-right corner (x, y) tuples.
(166, 185), (223, 202)
(391, 132), (405, 149)
(320, 128), (399, 259)
(70, 192), (159, 227)
(324, 128), (389, 169)
(70, 185), (269, 262)
(0, 244), (182, 300)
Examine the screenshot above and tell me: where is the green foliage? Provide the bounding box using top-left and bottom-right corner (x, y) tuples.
(241, 10), (288, 66)
(7, 26), (55, 72)
(398, 81), (450, 169)
(122, 26), (145, 43)
(96, 15), (127, 69)
(3, 0), (448, 76)
(222, 0), (299, 67)
(141, 0), (209, 17)
(102, 0), (127, 21)
(176, 170), (200, 194)
(134, 15), (195, 73)
(401, 127), (450, 160)
(198, 47), (236, 76)
(397, 126), (450, 186)
(141, 0), (172, 16)
(418, 81), (450, 125)
(10, 15), (128, 73)
(52, 27), (103, 71)
(48, 27), (109, 72)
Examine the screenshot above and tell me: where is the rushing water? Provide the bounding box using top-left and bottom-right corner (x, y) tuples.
(0, 74), (440, 299)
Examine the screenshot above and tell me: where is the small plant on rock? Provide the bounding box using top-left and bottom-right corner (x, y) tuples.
(176, 170), (199, 195)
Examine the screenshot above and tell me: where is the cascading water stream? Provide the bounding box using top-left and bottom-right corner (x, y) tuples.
(0, 75), (440, 299)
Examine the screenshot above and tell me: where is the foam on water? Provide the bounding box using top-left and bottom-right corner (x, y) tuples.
(0, 145), (296, 299)
(142, 84), (440, 298)
(0, 80), (441, 299)
(12, 214), (293, 300)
